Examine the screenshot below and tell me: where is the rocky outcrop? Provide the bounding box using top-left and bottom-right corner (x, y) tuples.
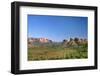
(28, 37), (52, 48)
(28, 37), (52, 44)
(62, 38), (87, 47)
(28, 37), (87, 48)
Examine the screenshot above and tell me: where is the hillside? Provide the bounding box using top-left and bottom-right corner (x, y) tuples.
(28, 37), (87, 48)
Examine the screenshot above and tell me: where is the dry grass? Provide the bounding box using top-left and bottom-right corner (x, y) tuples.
(28, 46), (88, 61)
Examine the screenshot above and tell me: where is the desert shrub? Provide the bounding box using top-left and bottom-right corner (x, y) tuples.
(28, 42), (88, 61)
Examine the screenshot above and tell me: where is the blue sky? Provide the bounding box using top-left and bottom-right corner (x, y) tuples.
(28, 15), (88, 42)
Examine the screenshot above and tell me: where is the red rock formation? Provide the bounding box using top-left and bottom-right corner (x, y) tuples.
(28, 37), (52, 44)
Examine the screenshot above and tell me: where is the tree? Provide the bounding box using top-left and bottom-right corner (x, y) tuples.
(49, 40), (52, 43)
(63, 39), (67, 42)
(74, 37), (79, 42)
(70, 38), (73, 41)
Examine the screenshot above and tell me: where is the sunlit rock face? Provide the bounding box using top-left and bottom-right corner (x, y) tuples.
(28, 37), (52, 48)
(39, 38), (49, 43)
(28, 37), (87, 48)
(62, 38), (88, 47)
(28, 37), (52, 44)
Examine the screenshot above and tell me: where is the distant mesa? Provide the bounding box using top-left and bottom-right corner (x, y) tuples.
(62, 38), (87, 47)
(28, 37), (53, 48)
(28, 37), (52, 44)
(28, 37), (87, 48)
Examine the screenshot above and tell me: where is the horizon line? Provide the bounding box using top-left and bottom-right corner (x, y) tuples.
(28, 37), (88, 42)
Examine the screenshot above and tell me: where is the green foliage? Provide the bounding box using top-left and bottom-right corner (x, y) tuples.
(28, 44), (88, 61)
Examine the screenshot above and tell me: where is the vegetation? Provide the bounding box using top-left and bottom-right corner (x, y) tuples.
(28, 38), (88, 61)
